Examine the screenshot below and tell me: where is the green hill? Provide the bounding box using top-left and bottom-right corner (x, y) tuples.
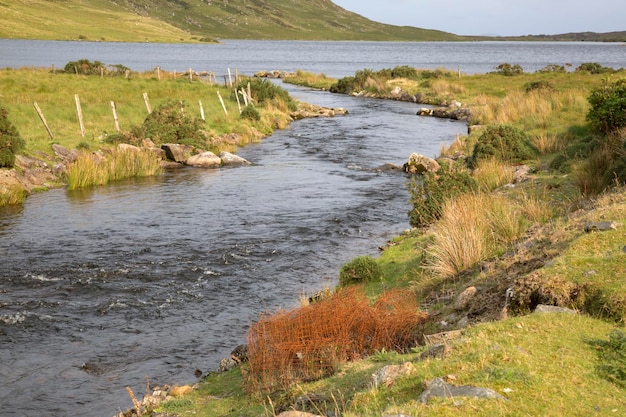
(0, 0), (461, 42)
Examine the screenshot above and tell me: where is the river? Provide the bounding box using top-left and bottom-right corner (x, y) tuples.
(1, 40), (625, 417)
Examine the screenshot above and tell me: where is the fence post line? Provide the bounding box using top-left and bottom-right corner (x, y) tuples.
(143, 92), (152, 114)
(217, 91), (228, 116)
(33, 102), (54, 140)
(74, 94), (86, 137)
(199, 99), (205, 121)
(110, 101), (120, 133)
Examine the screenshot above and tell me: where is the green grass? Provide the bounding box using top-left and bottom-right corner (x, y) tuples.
(0, 68), (258, 155)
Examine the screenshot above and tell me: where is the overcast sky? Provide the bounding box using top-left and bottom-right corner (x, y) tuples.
(332, 0), (626, 36)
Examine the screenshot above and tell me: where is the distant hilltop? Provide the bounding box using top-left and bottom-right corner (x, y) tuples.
(0, 0), (624, 43)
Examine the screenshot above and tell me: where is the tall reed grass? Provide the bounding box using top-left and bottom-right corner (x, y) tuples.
(428, 192), (526, 277)
(66, 147), (162, 190)
(472, 158), (515, 191)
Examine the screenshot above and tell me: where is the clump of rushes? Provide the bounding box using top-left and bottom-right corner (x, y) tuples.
(66, 147), (162, 190)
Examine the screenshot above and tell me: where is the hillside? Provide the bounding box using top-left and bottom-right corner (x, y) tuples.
(0, 0), (461, 42)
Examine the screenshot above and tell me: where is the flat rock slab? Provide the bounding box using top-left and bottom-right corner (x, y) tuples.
(418, 377), (507, 403)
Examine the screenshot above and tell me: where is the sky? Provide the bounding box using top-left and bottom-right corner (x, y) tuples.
(332, 0), (626, 36)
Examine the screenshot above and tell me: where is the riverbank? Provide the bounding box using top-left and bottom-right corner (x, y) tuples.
(134, 67), (626, 416)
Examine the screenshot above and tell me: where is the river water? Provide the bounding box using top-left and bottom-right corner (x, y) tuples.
(1, 40), (625, 417)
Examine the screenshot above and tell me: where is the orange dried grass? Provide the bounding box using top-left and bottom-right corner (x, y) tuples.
(246, 286), (427, 393)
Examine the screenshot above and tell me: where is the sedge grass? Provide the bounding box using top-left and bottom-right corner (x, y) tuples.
(428, 192), (527, 278)
(472, 157), (515, 191)
(66, 147), (163, 190)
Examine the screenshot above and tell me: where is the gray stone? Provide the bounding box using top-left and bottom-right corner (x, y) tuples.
(418, 377), (507, 403)
(218, 357), (237, 372)
(161, 143), (195, 163)
(52, 143), (79, 163)
(219, 151), (251, 166)
(276, 412), (323, 417)
(534, 304), (577, 314)
(372, 362), (415, 388)
(584, 221), (618, 233)
(513, 165), (531, 183)
(419, 343), (451, 360)
(186, 151), (222, 168)
(403, 153), (441, 174)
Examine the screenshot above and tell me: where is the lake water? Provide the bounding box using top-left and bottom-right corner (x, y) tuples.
(1, 39), (625, 77)
(0, 40), (625, 417)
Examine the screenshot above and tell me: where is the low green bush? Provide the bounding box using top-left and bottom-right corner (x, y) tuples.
(141, 100), (206, 148)
(408, 164), (478, 228)
(587, 78), (626, 135)
(240, 105), (261, 121)
(575, 62), (615, 74)
(338, 256), (384, 286)
(469, 124), (537, 168)
(493, 63), (524, 76)
(0, 106), (25, 168)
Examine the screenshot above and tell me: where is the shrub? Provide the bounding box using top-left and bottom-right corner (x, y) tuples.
(469, 124), (537, 168)
(390, 65), (419, 80)
(408, 164), (478, 228)
(234, 78), (294, 108)
(338, 256), (384, 286)
(240, 105), (261, 121)
(493, 63), (524, 76)
(0, 106), (25, 168)
(141, 100), (206, 148)
(575, 62), (615, 74)
(63, 59), (129, 76)
(586, 78), (626, 135)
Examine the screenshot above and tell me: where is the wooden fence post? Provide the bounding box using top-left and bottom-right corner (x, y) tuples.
(217, 91), (228, 116)
(74, 94), (86, 137)
(247, 82), (253, 105)
(199, 99), (205, 121)
(156, 66), (161, 81)
(143, 92), (152, 114)
(110, 101), (120, 133)
(33, 102), (54, 140)
(189, 68), (193, 82)
(227, 68), (233, 88)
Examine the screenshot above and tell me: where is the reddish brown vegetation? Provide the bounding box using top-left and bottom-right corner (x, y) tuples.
(246, 286), (428, 392)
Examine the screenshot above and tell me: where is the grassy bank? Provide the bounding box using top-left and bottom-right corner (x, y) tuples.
(0, 65), (298, 201)
(139, 66), (626, 416)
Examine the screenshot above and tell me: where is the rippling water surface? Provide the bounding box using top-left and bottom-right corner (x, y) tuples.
(0, 83), (467, 416)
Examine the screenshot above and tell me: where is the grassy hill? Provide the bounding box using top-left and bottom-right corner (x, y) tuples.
(0, 0), (461, 42)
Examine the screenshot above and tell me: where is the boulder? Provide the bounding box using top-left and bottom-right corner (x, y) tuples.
(372, 362), (415, 388)
(418, 377), (507, 403)
(161, 143), (195, 163)
(51, 143), (79, 163)
(186, 151), (222, 168)
(534, 304), (577, 314)
(276, 412), (323, 417)
(220, 151), (251, 167)
(419, 343), (451, 360)
(403, 153), (441, 174)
